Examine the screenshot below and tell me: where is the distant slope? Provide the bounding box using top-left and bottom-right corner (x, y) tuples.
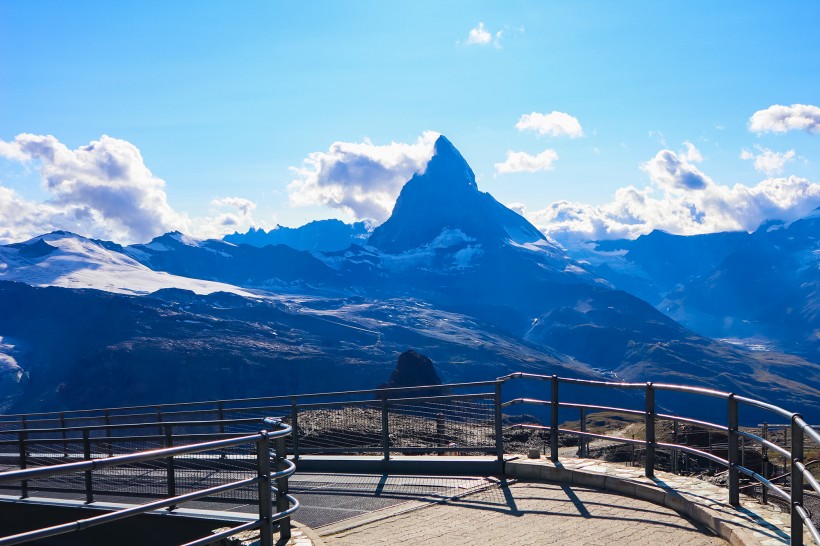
(126, 231), (342, 291)
(569, 208), (820, 363)
(224, 219), (372, 252)
(0, 231), (254, 297)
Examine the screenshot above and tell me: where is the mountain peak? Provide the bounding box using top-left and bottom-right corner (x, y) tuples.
(368, 135), (545, 253)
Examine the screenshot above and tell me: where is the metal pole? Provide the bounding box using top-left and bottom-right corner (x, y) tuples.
(274, 432), (291, 545)
(18, 430), (28, 499)
(727, 394), (739, 506)
(156, 406), (163, 436)
(494, 381), (504, 462)
(579, 407), (587, 458)
(291, 398), (300, 460)
(256, 436), (273, 546)
(164, 424), (176, 510)
(381, 396), (390, 462)
(672, 419), (679, 474)
(645, 382), (655, 479)
(104, 410), (113, 457)
(550, 375), (559, 462)
(791, 415), (804, 546)
(217, 401), (225, 435)
(60, 413), (68, 458)
(762, 423), (769, 504)
(83, 429), (93, 504)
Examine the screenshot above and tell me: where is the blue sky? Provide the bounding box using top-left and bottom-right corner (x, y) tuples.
(1, 1), (819, 244)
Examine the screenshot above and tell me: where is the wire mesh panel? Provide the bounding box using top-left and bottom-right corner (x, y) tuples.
(388, 395), (496, 454)
(296, 401), (384, 454)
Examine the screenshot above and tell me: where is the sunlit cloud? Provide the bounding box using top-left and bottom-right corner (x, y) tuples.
(740, 145), (796, 176)
(495, 149), (558, 174)
(515, 111), (583, 138)
(287, 131), (439, 223)
(749, 104), (820, 134)
(465, 22), (503, 48)
(522, 142), (820, 244)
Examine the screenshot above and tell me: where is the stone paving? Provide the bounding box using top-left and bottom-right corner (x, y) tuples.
(320, 480), (725, 545)
(313, 455), (819, 546)
(506, 457), (814, 546)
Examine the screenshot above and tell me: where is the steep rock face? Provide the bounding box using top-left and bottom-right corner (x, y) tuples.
(369, 136), (546, 253)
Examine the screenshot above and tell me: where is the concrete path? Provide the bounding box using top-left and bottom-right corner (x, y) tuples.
(320, 480), (725, 545)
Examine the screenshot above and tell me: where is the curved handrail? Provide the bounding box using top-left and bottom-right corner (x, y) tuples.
(0, 419), (297, 546)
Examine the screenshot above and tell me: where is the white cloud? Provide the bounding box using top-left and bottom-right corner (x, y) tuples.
(641, 144), (711, 191)
(523, 143), (820, 244)
(0, 133), (188, 244)
(740, 145), (796, 176)
(466, 22), (502, 48)
(495, 149), (558, 174)
(0, 133), (267, 244)
(749, 104), (820, 134)
(287, 131), (439, 223)
(515, 111), (583, 138)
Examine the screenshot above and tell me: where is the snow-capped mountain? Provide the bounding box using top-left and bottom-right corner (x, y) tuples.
(2, 136), (820, 419)
(125, 231), (342, 291)
(567, 207), (820, 362)
(224, 219), (372, 252)
(369, 136), (549, 253)
(0, 231), (254, 297)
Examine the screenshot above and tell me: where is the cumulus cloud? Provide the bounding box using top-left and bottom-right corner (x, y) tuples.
(190, 196), (261, 239)
(749, 104), (820, 134)
(287, 131), (439, 222)
(641, 144), (712, 191)
(0, 133), (267, 244)
(0, 133), (188, 243)
(515, 111), (583, 138)
(523, 143), (820, 244)
(740, 145), (796, 176)
(466, 22), (502, 48)
(495, 149), (558, 174)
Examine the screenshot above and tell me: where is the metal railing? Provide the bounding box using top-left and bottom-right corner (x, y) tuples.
(2, 373), (819, 544)
(0, 418), (297, 546)
(498, 373), (820, 546)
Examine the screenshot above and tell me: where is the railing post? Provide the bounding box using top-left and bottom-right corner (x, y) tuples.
(217, 401), (225, 435)
(290, 398), (300, 461)
(156, 406), (163, 436)
(20, 415), (26, 430)
(645, 382), (655, 479)
(762, 422), (769, 504)
(274, 429), (291, 544)
(791, 415), (804, 546)
(104, 409), (113, 457)
(17, 430), (28, 499)
(60, 412), (68, 458)
(256, 435), (273, 546)
(164, 424), (176, 510)
(550, 375), (559, 462)
(494, 381), (504, 462)
(727, 394), (739, 506)
(579, 407), (587, 458)
(672, 419), (679, 474)
(83, 429), (93, 504)
(381, 396), (390, 462)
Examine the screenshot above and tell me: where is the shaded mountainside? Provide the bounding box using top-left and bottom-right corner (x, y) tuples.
(572, 208), (820, 363)
(0, 281), (595, 412)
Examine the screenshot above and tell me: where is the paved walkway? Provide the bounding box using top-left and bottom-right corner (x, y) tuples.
(320, 480), (725, 545)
